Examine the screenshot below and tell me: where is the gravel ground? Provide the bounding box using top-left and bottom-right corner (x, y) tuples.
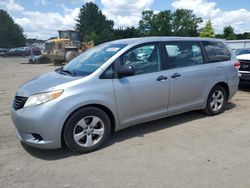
(0, 57), (250, 188)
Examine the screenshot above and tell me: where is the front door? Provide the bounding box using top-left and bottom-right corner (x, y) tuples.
(113, 43), (170, 126)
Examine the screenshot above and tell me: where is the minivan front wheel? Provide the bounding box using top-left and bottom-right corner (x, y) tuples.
(63, 107), (111, 153)
(204, 85), (226, 116)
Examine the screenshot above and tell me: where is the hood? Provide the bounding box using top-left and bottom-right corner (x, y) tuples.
(16, 71), (80, 97)
(237, 54), (250, 61)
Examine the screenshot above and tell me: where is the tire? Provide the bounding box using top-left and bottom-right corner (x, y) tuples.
(65, 51), (78, 62)
(63, 107), (111, 154)
(204, 85), (226, 116)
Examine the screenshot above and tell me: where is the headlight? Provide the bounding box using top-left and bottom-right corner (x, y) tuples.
(24, 90), (63, 108)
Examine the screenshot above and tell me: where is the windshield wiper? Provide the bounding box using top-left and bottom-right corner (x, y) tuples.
(61, 69), (76, 76)
(55, 67), (76, 76)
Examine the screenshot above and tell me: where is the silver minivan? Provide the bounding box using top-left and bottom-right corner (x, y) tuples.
(11, 37), (240, 153)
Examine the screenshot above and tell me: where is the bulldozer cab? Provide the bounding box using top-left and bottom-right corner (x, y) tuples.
(58, 30), (80, 41)
(42, 29), (93, 64)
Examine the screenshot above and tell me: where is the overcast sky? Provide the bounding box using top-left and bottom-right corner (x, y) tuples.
(0, 0), (250, 39)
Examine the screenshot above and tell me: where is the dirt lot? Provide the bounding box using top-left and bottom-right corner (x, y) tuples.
(0, 57), (250, 188)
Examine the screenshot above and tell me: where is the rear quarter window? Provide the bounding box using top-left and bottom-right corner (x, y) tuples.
(202, 41), (231, 63)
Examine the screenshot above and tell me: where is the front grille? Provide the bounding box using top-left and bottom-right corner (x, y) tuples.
(239, 60), (250, 72)
(45, 42), (55, 53)
(13, 96), (28, 110)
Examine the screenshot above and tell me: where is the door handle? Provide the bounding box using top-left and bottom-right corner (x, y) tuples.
(157, 75), (168, 81)
(171, 73), (181, 78)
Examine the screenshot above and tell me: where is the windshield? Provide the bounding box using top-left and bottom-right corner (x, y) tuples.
(62, 43), (127, 76)
(235, 49), (250, 56)
(59, 31), (70, 39)
(70, 32), (79, 41)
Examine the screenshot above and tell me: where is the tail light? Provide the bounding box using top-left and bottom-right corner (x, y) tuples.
(234, 61), (241, 69)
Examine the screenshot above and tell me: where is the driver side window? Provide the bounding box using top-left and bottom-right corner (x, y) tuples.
(120, 44), (161, 76)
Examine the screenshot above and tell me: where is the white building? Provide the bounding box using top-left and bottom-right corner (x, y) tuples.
(227, 40), (250, 50)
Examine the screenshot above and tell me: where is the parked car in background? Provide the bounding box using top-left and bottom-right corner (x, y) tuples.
(11, 37), (239, 154)
(0, 48), (9, 56)
(237, 54), (250, 85)
(31, 47), (42, 56)
(3, 48), (21, 56)
(24, 47), (42, 56)
(3, 47), (41, 57)
(235, 48), (250, 56)
(21, 47), (42, 56)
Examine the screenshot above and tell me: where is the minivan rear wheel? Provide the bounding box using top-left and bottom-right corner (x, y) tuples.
(63, 107), (111, 153)
(204, 85), (226, 116)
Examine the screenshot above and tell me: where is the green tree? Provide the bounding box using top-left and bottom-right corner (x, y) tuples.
(75, 2), (114, 44)
(138, 10), (172, 36)
(215, 34), (223, 39)
(138, 10), (154, 36)
(0, 9), (26, 48)
(172, 9), (202, 37)
(236, 32), (250, 39)
(199, 19), (215, 38)
(223, 25), (236, 40)
(113, 27), (139, 39)
(150, 10), (172, 36)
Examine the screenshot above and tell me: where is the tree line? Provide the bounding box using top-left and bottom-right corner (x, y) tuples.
(199, 19), (245, 40)
(0, 10), (26, 48)
(76, 2), (250, 44)
(0, 2), (250, 48)
(76, 3), (203, 44)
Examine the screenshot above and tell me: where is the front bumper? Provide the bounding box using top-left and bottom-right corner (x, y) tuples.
(11, 102), (69, 149)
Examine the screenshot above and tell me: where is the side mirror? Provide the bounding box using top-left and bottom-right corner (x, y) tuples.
(117, 65), (135, 78)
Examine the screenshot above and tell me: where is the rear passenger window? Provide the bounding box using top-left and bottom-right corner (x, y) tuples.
(164, 41), (203, 69)
(202, 41), (231, 62)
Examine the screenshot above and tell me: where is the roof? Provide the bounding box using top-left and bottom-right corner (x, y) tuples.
(108, 36), (225, 45)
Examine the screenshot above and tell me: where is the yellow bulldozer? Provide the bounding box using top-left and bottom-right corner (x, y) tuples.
(30, 30), (94, 64)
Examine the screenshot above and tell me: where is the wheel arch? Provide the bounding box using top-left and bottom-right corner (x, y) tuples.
(214, 82), (229, 101)
(203, 81), (230, 109)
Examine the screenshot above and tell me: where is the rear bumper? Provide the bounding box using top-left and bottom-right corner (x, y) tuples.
(239, 71), (250, 84)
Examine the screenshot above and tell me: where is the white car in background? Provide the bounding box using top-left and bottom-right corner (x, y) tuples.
(237, 53), (250, 85)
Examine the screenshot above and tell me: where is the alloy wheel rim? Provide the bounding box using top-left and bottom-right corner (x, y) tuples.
(210, 90), (224, 112)
(73, 116), (104, 147)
